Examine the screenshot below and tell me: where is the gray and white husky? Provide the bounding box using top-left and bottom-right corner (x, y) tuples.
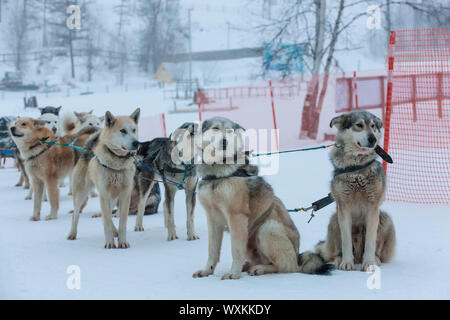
(316, 110), (396, 271)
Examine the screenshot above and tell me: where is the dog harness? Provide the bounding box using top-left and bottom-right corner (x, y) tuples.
(333, 159), (376, 177)
(25, 140), (55, 161)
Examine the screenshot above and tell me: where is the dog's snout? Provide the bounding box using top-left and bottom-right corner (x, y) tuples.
(132, 140), (139, 150)
(368, 134), (376, 147)
(10, 126), (16, 133)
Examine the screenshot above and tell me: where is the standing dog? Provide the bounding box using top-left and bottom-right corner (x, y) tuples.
(68, 109), (140, 248)
(134, 123), (199, 240)
(315, 110), (396, 271)
(9, 118), (98, 221)
(193, 117), (332, 280)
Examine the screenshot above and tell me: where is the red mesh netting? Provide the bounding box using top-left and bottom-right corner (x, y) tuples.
(384, 28), (450, 204)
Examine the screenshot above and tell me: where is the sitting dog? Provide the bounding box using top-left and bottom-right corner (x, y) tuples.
(134, 123), (199, 240)
(193, 117), (332, 280)
(315, 110), (396, 271)
(9, 118), (98, 221)
(68, 109), (140, 248)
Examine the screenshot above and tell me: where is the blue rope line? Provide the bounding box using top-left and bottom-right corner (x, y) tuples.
(137, 160), (185, 190)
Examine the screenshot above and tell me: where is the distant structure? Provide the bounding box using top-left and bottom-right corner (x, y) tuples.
(153, 65), (174, 87)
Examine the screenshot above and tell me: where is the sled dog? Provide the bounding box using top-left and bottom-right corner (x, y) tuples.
(9, 117), (98, 221)
(68, 109), (140, 248)
(316, 110), (396, 271)
(134, 123), (199, 240)
(60, 110), (103, 136)
(193, 117), (333, 280)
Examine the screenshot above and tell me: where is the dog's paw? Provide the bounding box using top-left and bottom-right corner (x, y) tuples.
(67, 192), (72, 196)
(25, 195), (32, 200)
(90, 191), (98, 198)
(104, 241), (116, 249)
(29, 216), (40, 221)
(332, 256), (342, 268)
(221, 272), (241, 280)
(15, 183), (22, 187)
(118, 241), (130, 249)
(193, 269), (213, 278)
(339, 261), (355, 271)
(187, 234), (199, 241)
(248, 265), (265, 276)
(134, 225), (144, 232)
(361, 260), (379, 272)
(167, 233), (179, 241)
(24, 185), (30, 190)
(45, 214), (57, 221)
(91, 213), (101, 218)
(67, 233), (77, 240)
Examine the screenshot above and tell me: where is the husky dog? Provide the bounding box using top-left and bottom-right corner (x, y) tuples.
(315, 110), (396, 271)
(193, 117), (332, 280)
(134, 123), (199, 240)
(39, 113), (59, 136)
(9, 118), (98, 221)
(39, 106), (61, 116)
(60, 110), (103, 136)
(68, 109), (140, 248)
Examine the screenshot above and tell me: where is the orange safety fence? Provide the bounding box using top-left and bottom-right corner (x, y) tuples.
(384, 28), (450, 204)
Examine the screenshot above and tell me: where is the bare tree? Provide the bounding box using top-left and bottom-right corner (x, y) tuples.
(256, 0), (367, 139)
(114, 0), (132, 84)
(46, 0), (88, 79)
(136, 0), (184, 73)
(4, 1), (31, 72)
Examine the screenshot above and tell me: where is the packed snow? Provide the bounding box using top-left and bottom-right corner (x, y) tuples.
(0, 87), (449, 300)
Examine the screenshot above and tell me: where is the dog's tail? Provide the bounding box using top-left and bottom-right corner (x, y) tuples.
(298, 250), (334, 275)
(59, 112), (78, 136)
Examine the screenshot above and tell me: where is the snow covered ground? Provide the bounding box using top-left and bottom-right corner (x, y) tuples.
(0, 85), (449, 300)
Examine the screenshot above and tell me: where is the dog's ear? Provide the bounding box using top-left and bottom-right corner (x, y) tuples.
(33, 119), (47, 127)
(105, 111), (116, 128)
(202, 119), (212, 133)
(171, 127), (189, 142)
(130, 108), (140, 124)
(74, 112), (84, 122)
(38, 107), (45, 115)
(373, 116), (383, 130)
(56, 106), (62, 114)
(36, 126), (53, 141)
(232, 122), (245, 132)
(88, 110), (93, 114)
(330, 114), (351, 129)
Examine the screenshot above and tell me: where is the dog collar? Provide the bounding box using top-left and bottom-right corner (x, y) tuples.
(202, 167), (255, 181)
(106, 147), (133, 159)
(95, 156), (124, 171)
(333, 159), (376, 177)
